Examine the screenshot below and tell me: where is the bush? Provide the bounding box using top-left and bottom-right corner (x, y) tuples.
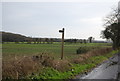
(76, 47), (89, 54)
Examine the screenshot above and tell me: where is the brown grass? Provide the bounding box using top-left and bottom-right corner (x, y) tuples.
(51, 59), (72, 72)
(2, 56), (42, 79)
(2, 47), (112, 79)
(2, 52), (72, 79)
(2, 53), (55, 79)
(72, 47), (112, 64)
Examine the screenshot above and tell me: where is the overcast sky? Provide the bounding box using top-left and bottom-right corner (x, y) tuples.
(1, 0), (119, 40)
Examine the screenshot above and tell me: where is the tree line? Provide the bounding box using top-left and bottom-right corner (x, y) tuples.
(64, 37), (94, 44)
(1, 32), (95, 44)
(1, 32), (54, 44)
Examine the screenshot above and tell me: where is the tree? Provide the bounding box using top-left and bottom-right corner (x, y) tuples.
(45, 38), (49, 44)
(50, 38), (53, 44)
(83, 39), (87, 44)
(80, 39), (83, 44)
(88, 37), (93, 43)
(38, 38), (42, 44)
(35, 38), (39, 44)
(73, 39), (77, 43)
(33, 38), (37, 44)
(101, 6), (120, 49)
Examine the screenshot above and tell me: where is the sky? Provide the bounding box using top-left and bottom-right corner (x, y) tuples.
(1, 0), (119, 40)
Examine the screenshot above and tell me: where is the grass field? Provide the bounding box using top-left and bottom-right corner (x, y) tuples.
(3, 42), (117, 79)
(2, 42), (112, 60)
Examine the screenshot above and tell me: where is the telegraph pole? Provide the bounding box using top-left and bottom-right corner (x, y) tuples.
(59, 28), (65, 59)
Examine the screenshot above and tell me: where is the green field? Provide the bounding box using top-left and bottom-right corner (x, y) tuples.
(2, 42), (112, 60)
(3, 42), (118, 79)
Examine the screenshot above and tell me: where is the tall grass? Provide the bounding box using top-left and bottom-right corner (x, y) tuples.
(2, 47), (118, 79)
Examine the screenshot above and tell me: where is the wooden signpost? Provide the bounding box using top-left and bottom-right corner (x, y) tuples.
(59, 28), (65, 59)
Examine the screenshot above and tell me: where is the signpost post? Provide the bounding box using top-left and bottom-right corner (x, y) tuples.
(59, 28), (65, 59)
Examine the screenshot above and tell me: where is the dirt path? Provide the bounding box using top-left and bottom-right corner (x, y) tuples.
(76, 53), (120, 80)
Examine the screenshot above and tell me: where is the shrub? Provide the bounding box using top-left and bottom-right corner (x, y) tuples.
(73, 47), (112, 64)
(76, 47), (89, 54)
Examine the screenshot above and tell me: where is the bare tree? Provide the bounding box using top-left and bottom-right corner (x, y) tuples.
(101, 4), (120, 49)
(103, 6), (119, 27)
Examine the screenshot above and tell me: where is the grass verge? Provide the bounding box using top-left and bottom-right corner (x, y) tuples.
(26, 49), (119, 80)
(2, 46), (119, 79)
